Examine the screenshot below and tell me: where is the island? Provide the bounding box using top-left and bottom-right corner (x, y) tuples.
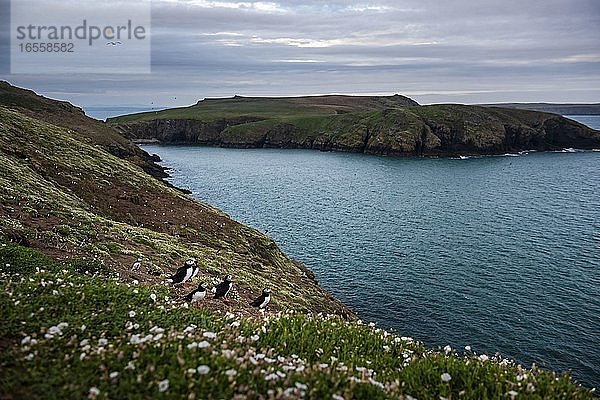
(109, 95), (600, 156)
(0, 81), (595, 399)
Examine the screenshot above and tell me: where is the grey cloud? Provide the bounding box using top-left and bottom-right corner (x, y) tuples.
(1, 0), (599, 106)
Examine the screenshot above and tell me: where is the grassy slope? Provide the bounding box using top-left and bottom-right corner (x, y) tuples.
(0, 106), (348, 316)
(0, 81), (168, 179)
(0, 86), (596, 398)
(110, 96), (600, 156)
(1, 240), (594, 399)
(109, 95), (418, 124)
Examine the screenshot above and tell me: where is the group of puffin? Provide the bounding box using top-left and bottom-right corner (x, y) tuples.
(132, 258), (271, 309)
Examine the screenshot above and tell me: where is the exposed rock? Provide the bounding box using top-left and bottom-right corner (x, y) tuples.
(113, 102), (600, 156)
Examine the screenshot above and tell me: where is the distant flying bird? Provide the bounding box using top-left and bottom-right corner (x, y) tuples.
(167, 259), (197, 286)
(250, 288), (271, 309)
(184, 282), (208, 303)
(106, 41), (122, 46)
(214, 275), (233, 298)
(130, 259), (141, 271)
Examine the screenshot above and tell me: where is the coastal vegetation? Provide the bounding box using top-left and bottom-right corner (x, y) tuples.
(108, 95), (600, 156)
(0, 82), (596, 398)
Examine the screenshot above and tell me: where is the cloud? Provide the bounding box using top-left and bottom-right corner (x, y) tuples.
(1, 0), (599, 106)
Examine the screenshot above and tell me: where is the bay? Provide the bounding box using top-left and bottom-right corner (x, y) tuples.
(141, 117), (600, 388)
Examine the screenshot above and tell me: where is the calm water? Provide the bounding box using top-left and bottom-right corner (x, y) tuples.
(142, 116), (600, 388)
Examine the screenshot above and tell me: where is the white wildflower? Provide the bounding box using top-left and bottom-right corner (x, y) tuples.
(128, 311), (136, 318)
(441, 373), (452, 382)
(150, 293), (157, 302)
(265, 373), (279, 381)
(250, 334), (260, 341)
(197, 365), (210, 375)
(187, 368), (196, 374)
(48, 326), (61, 335)
(318, 363), (329, 369)
(464, 345), (471, 351)
(98, 338), (108, 346)
(224, 369), (237, 377)
(158, 379), (169, 392)
(183, 325), (195, 334)
(109, 371), (119, 379)
(368, 378), (384, 389)
(21, 336), (31, 346)
(197, 341), (210, 349)
(507, 390), (518, 399)
(479, 354), (489, 362)
(89, 387), (100, 396)
(332, 395), (345, 400)
(203, 332), (216, 339)
(295, 382), (308, 390)
(130, 335), (141, 345)
(444, 345), (452, 354)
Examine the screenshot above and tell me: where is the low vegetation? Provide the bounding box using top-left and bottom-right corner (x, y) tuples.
(109, 94), (600, 156)
(1, 240), (595, 399)
(0, 82), (597, 398)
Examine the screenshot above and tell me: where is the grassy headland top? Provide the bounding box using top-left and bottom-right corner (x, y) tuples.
(109, 94), (600, 156)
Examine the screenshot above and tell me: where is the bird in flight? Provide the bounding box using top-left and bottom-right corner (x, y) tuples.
(106, 41), (122, 46)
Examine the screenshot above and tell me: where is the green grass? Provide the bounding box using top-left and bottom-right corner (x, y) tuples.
(0, 106), (351, 316)
(109, 98), (340, 124)
(1, 239), (594, 399)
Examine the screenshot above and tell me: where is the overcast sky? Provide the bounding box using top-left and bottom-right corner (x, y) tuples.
(2, 0), (599, 108)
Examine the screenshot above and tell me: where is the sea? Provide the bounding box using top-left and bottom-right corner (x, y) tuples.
(139, 115), (600, 388)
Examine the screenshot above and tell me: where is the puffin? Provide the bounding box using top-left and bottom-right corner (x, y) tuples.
(167, 259), (197, 286)
(214, 275), (233, 298)
(183, 282), (208, 303)
(130, 259), (142, 271)
(250, 288), (271, 309)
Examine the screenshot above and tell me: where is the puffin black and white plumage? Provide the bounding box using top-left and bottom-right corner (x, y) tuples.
(250, 288), (271, 309)
(184, 282), (208, 303)
(167, 259), (197, 286)
(214, 275), (233, 298)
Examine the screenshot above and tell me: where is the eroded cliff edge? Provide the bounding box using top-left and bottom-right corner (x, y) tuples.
(110, 96), (600, 156)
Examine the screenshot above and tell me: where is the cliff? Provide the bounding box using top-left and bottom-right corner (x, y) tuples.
(0, 82), (350, 316)
(0, 83), (595, 399)
(479, 102), (600, 115)
(109, 96), (600, 156)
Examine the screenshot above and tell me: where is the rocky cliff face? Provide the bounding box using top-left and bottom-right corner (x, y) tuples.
(114, 104), (600, 156)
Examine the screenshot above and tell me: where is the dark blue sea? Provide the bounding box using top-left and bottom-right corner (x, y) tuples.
(141, 115), (600, 388)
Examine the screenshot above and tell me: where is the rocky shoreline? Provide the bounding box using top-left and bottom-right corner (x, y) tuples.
(111, 101), (600, 157)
